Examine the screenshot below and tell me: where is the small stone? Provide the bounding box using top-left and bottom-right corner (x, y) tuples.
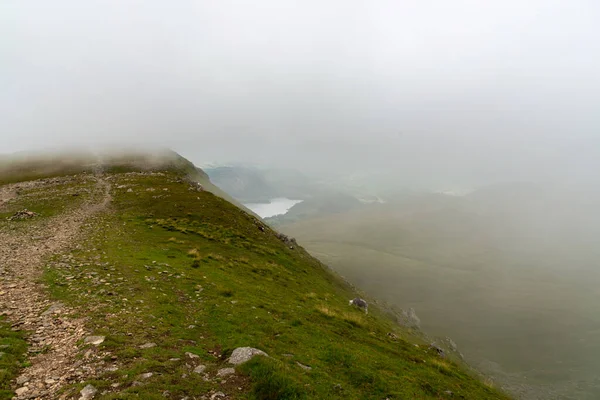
(45, 378), (56, 385)
(217, 367), (235, 377)
(210, 392), (226, 400)
(193, 365), (206, 374)
(15, 387), (29, 396)
(296, 362), (312, 371)
(228, 347), (268, 365)
(169, 358), (180, 361)
(84, 336), (105, 345)
(185, 352), (199, 359)
(139, 342), (156, 349)
(79, 384), (98, 400)
(16, 375), (29, 385)
(138, 372), (153, 379)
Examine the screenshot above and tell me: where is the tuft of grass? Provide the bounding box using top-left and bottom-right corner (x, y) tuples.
(238, 357), (306, 400)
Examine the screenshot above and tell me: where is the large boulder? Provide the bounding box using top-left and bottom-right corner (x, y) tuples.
(228, 347), (268, 365)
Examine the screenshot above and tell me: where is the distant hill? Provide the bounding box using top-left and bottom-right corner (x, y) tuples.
(0, 150), (507, 399)
(204, 165), (319, 203)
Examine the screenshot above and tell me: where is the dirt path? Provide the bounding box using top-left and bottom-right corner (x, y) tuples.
(0, 176), (112, 399)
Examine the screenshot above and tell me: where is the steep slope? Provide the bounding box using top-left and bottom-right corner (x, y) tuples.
(0, 152), (508, 399)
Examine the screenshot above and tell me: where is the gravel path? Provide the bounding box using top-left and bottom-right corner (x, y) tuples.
(0, 176), (112, 399)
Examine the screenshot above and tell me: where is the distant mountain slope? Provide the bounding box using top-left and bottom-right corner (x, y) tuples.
(281, 187), (600, 399)
(0, 151), (508, 400)
(204, 165), (320, 203)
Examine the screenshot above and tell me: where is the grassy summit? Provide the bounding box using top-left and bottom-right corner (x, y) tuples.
(0, 151), (509, 399)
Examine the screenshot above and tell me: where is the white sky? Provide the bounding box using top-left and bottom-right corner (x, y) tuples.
(1, 0), (599, 185)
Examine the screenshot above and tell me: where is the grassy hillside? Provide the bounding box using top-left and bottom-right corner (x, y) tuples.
(0, 153), (508, 399)
(281, 191), (600, 399)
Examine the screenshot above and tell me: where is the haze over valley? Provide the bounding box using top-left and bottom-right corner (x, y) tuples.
(2, 1), (600, 399)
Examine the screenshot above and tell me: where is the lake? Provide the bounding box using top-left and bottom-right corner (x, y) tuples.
(244, 198), (303, 218)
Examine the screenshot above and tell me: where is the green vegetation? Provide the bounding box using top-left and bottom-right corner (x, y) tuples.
(0, 317), (28, 400)
(1, 154), (508, 399)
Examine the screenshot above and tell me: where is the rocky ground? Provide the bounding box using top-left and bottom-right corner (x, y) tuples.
(0, 176), (112, 399)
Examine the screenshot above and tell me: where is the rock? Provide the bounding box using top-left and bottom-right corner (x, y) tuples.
(139, 342), (156, 349)
(16, 375), (29, 385)
(185, 351), (199, 359)
(193, 365), (207, 374)
(138, 372), (153, 379)
(228, 347), (268, 365)
(84, 336), (105, 345)
(445, 337), (458, 352)
(41, 302), (64, 316)
(127, 188), (133, 193)
(296, 362), (312, 371)
(210, 392), (226, 400)
(399, 307), (421, 328)
(8, 209), (39, 221)
(79, 384), (98, 400)
(217, 367), (235, 377)
(429, 343), (446, 358)
(275, 232), (297, 249)
(15, 387), (29, 396)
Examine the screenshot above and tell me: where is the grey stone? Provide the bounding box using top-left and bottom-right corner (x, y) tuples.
(193, 365), (206, 374)
(79, 384), (98, 400)
(228, 347), (268, 365)
(139, 342), (156, 349)
(16, 375), (29, 385)
(217, 367), (235, 377)
(185, 352), (199, 359)
(138, 372), (153, 379)
(15, 387), (29, 396)
(41, 303), (64, 317)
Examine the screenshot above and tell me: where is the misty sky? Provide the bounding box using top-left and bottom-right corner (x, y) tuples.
(1, 1), (599, 186)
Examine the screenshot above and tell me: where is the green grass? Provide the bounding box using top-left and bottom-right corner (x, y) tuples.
(0, 317), (28, 400)
(1, 154), (509, 399)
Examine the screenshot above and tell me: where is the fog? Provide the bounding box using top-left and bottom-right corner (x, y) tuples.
(2, 0), (599, 186)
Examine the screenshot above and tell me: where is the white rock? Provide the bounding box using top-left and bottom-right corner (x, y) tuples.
(15, 387), (29, 396)
(139, 342), (156, 349)
(84, 336), (105, 345)
(228, 347), (268, 365)
(138, 372), (153, 379)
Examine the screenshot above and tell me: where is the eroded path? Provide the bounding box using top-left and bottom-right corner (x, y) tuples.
(0, 175), (112, 399)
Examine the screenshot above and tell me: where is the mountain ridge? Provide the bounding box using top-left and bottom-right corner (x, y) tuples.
(0, 150), (508, 399)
